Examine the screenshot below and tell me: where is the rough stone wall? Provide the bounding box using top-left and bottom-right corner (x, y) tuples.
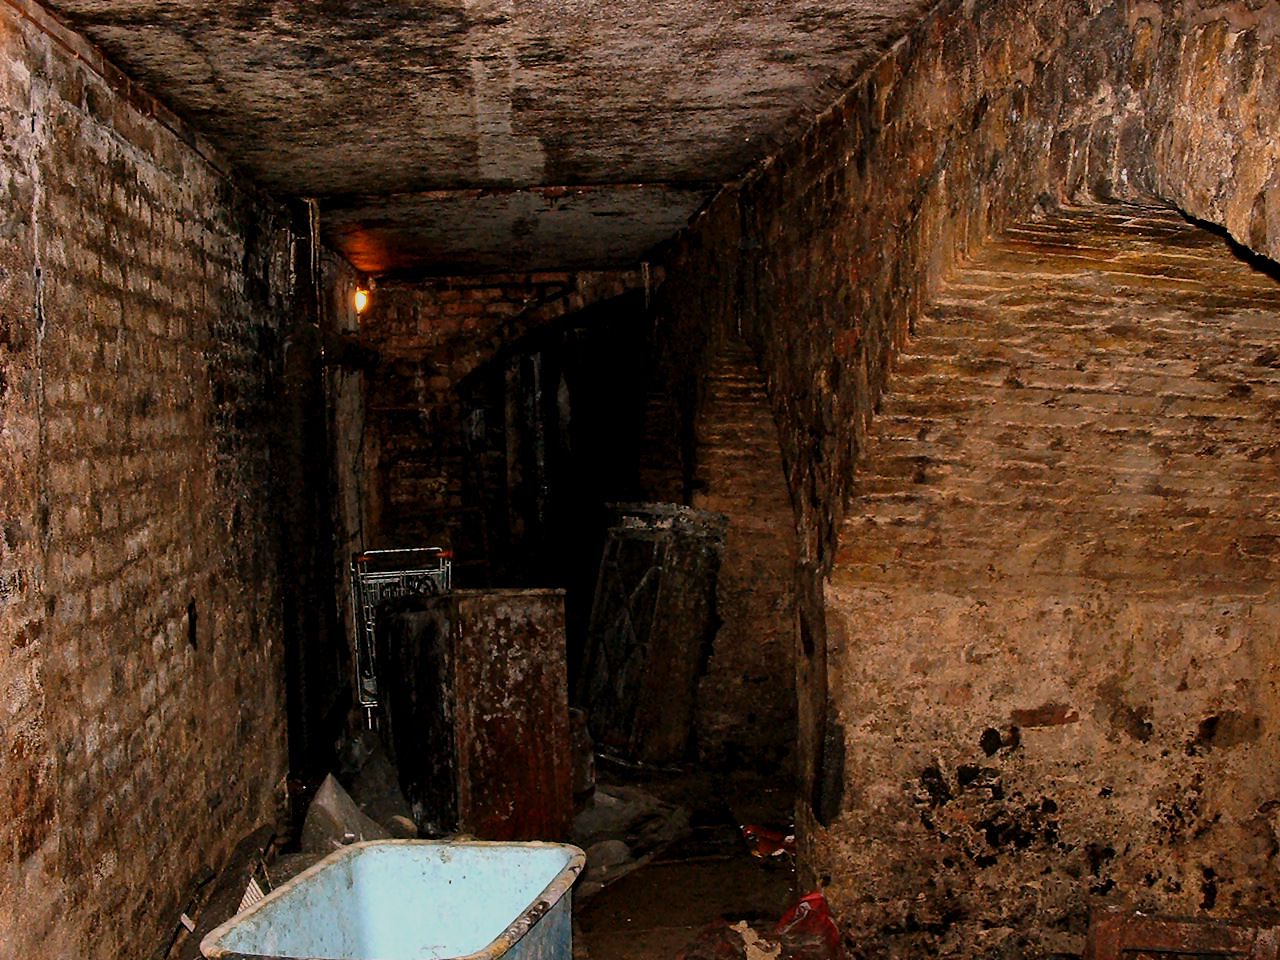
(0, 6), (291, 957)
(1141, 3), (1280, 264)
(729, 0), (1176, 571)
(692, 338), (798, 773)
(658, 0), (1162, 829)
(827, 204), (1280, 957)
(652, 0), (1280, 954)
(646, 197), (742, 503)
(358, 270), (646, 555)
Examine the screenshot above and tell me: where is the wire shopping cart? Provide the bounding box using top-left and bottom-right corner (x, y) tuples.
(349, 547), (452, 724)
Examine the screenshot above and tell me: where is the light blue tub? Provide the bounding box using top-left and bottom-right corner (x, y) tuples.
(200, 840), (585, 960)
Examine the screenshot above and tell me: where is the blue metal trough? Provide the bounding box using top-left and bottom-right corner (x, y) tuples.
(200, 839), (584, 960)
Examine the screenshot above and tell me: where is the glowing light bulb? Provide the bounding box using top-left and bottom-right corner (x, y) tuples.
(354, 288), (370, 314)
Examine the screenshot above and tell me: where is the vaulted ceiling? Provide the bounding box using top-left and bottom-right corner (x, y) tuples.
(43, 0), (940, 276)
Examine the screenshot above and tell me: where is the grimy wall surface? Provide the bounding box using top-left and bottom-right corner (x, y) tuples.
(691, 339), (798, 772)
(832, 205), (1280, 957)
(360, 272), (591, 554)
(355, 269), (647, 574)
(655, 0), (1280, 956)
(0, 4), (291, 956)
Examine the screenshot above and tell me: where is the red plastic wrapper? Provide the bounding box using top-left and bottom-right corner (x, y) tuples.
(741, 824), (797, 859)
(775, 892), (843, 960)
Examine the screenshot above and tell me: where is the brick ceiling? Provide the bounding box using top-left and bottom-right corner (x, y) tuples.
(42, 0), (939, 276)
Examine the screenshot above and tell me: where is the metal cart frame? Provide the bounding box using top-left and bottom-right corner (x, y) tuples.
(349, 547), (452, 723)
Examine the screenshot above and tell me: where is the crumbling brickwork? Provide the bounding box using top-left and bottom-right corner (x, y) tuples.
(653, 0), (1280, 955)
(692, 339), (798, 772)
(830, 204), (1280, 957)
(0, 5), (291, 956)
(658, 0), (1164, 836)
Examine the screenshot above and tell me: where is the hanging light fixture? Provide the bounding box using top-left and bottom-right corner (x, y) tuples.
(354, 286), (371, 315)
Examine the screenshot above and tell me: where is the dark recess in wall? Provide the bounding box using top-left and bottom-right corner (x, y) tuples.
(279, 202), (350, 788)
(454, 291), (655, 682)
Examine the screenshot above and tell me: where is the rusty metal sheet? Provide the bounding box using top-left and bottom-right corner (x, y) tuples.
(377, 589), (573, 841)
(451, 589), (573, 842)
(1084, 906), (1280, 960)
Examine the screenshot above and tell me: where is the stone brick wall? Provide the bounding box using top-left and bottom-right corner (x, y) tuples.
(657, 0), (1161, 831)
(0, 5), (292, 956)
(357, 270), (647, 559)
(1142, 3), (1280, 264)
(651, 0), (1280, 954)
(692, 338), (797, 772)
(647, 197), (742, 505)
(828, 203), (1280, 957)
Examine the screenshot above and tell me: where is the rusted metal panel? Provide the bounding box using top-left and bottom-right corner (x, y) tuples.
(580, 504), (727, 765)
(1084, 906), (1280, 960)
(378, 589), (572, 841)
(451, 589), (573, 841)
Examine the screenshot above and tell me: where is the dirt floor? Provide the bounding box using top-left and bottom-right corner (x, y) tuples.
(575, 767), (798, 960)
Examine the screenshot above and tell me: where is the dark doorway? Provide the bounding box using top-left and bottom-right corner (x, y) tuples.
(455, 291), (654, 681)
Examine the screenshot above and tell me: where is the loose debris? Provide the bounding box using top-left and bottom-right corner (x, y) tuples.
(676, 893), (843, 960)
(301, 774), (390, 853)
(573, 783), (690, 898)
(164, 825), (276, 960)
(338, 729), (419, 837)
(734, 921), (784, 960)
(299, 729), (421, 855)
(740, 824), (796, 860)
(775, 893), (843, 960)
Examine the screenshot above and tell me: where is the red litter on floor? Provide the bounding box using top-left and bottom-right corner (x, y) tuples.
(776, 892), (843, 960)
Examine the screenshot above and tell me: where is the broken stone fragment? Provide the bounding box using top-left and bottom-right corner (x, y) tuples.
(571, 783), (689, 898)
(387, 815), (418, 838)
(578, 838), (635, 898)
(341, 737), (418, 836)
(584, 839), (632, 883)
(300, 774), (390, 854)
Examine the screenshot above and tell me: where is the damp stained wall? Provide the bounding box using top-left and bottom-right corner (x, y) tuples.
(358, 272), (592, 557)
(0, 5), (292, 955)
(691, 338), (799, 773)
(321, 249), (371, 688)
(354, 270), (650, 569)
(828, 204), (1280, 958)
(652, 0), (1280, 955)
